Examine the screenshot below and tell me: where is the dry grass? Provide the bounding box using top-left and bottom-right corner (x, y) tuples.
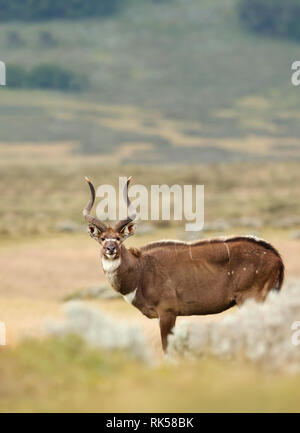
(0, 234), (105, 301)
(0, 297), (61, 346)
(0, 142), (76, 160)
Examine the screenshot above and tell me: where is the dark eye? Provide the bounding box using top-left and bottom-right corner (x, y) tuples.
(116, 237), (120, 241)
(101, 237), (105, 242)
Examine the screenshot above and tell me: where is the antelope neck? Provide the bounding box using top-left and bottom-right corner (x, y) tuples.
(102, 246), (140, 296)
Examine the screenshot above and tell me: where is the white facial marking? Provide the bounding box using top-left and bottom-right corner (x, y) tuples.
(123, 287), (137, 305)
(103, 238), (120, 244)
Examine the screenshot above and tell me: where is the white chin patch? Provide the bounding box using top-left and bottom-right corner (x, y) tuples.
(102, 257), (121, 273)
(105, 253), (116, 260)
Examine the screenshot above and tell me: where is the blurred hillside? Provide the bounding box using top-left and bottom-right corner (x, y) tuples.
(0, 0), (300, 163)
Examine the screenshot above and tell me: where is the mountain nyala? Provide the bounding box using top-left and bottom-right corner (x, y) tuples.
(83, 177), (285, 352)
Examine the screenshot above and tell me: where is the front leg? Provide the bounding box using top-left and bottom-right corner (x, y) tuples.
(159, 311), (177, 353)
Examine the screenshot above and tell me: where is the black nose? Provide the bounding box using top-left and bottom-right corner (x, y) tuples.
(107, 245), (116, 253)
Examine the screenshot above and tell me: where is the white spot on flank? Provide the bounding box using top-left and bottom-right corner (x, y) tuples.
(123, 287), (137, 305)
(243, 267), (246, 271)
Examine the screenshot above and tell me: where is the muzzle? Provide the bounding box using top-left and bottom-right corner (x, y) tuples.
(104, 243), (118, 259)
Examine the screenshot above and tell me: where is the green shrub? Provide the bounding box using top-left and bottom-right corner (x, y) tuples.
(29, 64), (87, 91)
(239, 0), (300, 40)
(6, 63), (87, 91)
(0, 0), (123, 21)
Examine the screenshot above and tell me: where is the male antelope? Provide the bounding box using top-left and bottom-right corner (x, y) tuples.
(83, 177), (285, 352)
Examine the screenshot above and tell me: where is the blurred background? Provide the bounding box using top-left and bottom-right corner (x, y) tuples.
(1, 0), (300, 412)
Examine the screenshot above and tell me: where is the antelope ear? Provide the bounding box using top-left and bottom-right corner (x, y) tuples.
(120, 222), (137, 240)
(87, 225), (100, 241)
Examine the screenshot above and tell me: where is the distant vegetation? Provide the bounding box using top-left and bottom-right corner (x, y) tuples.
(0, 0), (169, 21)
(7, 64), (87, 91)
(0, 0), (123, 20)
(239, 0), (300, 40)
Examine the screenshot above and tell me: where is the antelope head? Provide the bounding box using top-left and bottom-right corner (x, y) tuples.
(83, 176), (137, 261)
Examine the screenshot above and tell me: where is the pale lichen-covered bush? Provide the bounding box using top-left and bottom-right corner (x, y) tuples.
(168, 280), (300, 372)
(45, 302), (153, 364)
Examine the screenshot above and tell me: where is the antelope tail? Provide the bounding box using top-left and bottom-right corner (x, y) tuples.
(273, 261), (285, 292)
